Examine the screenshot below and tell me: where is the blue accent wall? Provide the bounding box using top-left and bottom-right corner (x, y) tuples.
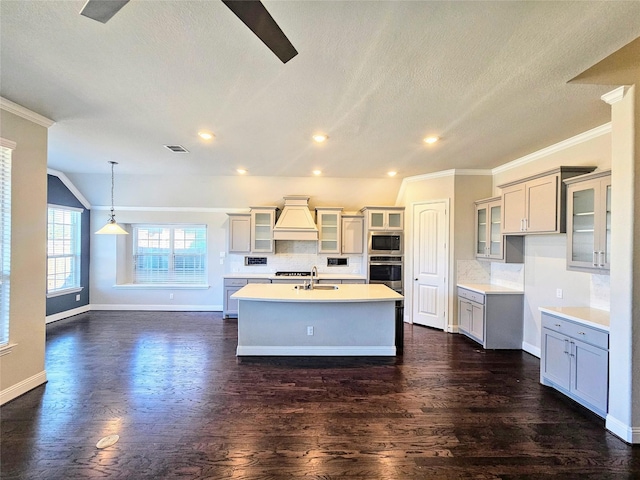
(46, 175), (90, 316)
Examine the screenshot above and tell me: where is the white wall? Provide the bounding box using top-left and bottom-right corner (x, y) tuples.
(0, 109), (48, 404)
(68, 174), (402, 211)
(91, 209), (228, 310)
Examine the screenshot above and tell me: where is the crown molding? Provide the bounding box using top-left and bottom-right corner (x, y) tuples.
(0, 138), (17, 150)
(47, 169), (91, 209)
(601, 86), (627, 105)
(0, 97), (55, 128)
(492, 123), (611, 175)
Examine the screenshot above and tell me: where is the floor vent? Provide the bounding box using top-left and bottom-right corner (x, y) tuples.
(164, 145), (189, 153)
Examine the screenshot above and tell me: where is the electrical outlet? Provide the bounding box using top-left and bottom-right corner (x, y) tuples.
(307, 326), (314, 336)
(75, 294), (80, 301)
(169, 293), (174, 300)
(556, 288), (563, 299)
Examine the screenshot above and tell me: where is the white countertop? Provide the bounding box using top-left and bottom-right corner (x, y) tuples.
(539, 306), (610, 331)
(457, 283), (524, 295)
(231, 283), (403, 303)
(224, 273), (367, 281)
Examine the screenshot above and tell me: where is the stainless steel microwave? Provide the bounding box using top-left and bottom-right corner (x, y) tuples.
(368, 232), (403, 255)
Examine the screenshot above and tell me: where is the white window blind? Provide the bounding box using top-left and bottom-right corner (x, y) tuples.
(47, 205), (82, 294)
(133, 225), (207, 284)
(0, 144), (13, 346)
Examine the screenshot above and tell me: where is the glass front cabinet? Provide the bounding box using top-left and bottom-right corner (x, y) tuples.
(316, 208), (342, 254)
(565, 170), (611, 273)
(475, 197), (503, 259)
(250, 207), (278, 253)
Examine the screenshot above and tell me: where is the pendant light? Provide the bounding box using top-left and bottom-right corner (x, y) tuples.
(95, 161), (129, 235)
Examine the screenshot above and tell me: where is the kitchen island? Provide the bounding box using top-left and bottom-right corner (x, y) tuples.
(231, 283), (403, 356)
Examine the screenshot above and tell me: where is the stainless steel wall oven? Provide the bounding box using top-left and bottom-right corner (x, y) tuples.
(368, 255), (403, 294)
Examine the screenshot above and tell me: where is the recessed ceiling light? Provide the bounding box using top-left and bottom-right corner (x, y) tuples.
(423, 136), (439, 144)
(312, 134), (328, 143)
(236, 168), (247, 174)
(198, 132), (214, 140)
(387, 171), (397, 177)
(312, 170), (322, 176)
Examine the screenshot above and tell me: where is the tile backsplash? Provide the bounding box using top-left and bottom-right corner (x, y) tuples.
(456, 260), (491, 284)
(227, 240), (363, 275)
(590, 274), (610, 310)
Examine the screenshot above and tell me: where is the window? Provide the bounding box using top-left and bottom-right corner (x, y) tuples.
(0, 143), (13, 346)
(47, 205), (82, 295)
(133, 225), (207, 285)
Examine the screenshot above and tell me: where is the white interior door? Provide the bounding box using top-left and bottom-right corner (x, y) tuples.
(412, 201), (448, 329)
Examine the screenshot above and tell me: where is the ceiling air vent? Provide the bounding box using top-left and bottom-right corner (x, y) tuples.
(164, 145), (189, 153)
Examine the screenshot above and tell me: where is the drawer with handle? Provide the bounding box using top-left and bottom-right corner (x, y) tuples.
(457, 287), (485, 305)
(541, 313), (608, 349)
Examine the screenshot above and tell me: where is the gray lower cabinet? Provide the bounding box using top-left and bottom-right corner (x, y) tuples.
(457, 287), (523, 349)
(540, 312), (608, 417)
(223, 278), (270, 318)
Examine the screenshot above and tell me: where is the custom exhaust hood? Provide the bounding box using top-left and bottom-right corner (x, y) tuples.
(273, 196), (318, 241)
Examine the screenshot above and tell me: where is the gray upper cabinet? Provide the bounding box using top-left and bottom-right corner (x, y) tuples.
(341, 214), (364, 254)
(361, 207), (404, 231)
(475, 197), (503, 259)
(474, 197), (524, 263)
(250, 207), (278, 253)
(316, 208), (342, 254)
(565, 170), (611, 273)
(227, 213), (251, 254)
(498, 167), (596, 235)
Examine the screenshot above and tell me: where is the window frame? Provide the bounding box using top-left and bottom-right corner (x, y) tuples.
(1, 140), (14, 349)
(132, 224), (208, 286)
(46, 204), (83, 298)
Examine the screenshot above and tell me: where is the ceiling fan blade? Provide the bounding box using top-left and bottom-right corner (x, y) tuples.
(80, 0), (130, 24)
(222, 0), (298, 64)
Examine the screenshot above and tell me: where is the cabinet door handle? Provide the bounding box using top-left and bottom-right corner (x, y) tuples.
(564, 339), (570, 355)
(593, 251), (598, 267)
(599, 251), (605, 267)
(523, 218), (527, 231)
(577, 331), (586, 336)
(555, 323), (561, 327)
(569, 340), (575, 357)
(520, 219), (524, 232)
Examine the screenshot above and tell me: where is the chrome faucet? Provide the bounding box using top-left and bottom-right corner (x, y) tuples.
(311, 265), (318, 289)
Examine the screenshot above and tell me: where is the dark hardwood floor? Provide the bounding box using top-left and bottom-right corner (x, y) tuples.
(1, 311), (638, 479)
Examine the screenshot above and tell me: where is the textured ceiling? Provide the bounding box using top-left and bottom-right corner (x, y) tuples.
(1, 1), (639, 179)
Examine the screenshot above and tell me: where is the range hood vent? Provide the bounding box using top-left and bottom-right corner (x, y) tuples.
(273, 196), (318, 241)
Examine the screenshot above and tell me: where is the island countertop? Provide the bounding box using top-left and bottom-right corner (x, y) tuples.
(231, 283), (403, 303)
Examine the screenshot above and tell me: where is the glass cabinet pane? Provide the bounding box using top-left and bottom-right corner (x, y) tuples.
(388, 213), (402, 228)
(489, 205), (501, 256)
(477, 208), (487, 255)
(571, 188), (595, 263)
(370, 212), (384, 228)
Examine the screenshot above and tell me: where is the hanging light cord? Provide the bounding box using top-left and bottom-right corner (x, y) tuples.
(108, 161), (117, 222)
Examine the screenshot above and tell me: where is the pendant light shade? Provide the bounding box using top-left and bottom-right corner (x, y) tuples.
(96, 161), (129, 235)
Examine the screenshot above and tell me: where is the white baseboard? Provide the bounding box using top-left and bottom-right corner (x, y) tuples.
(522, 341), (541, 358)
(0, 370), (47, 406)
(90, 304), (222, 312)
(236, 345), (396, 356)
(46, 305), (91, 324)
(606, 414), (640, 444)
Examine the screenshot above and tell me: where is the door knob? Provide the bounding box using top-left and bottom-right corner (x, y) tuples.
(414, 278), (418, 281)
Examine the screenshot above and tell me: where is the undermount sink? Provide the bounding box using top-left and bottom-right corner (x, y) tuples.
(293, 284), (339, 291)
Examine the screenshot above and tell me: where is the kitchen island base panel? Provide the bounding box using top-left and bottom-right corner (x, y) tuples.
(237, 300), (396, 356)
